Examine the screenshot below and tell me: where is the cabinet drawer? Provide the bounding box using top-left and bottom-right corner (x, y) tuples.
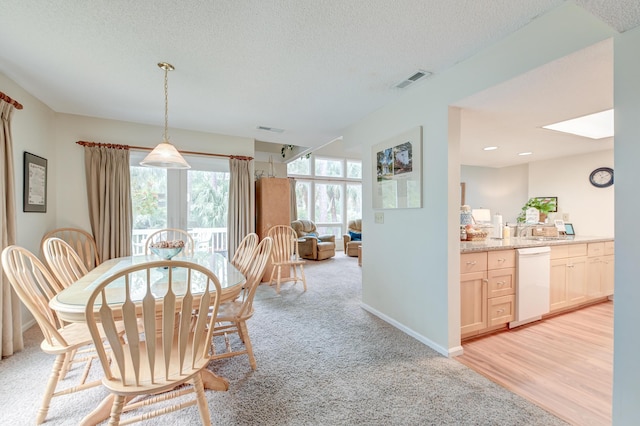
(488, 295), (515, 327)
(568, 244), (587, 257)
(461, 252), (487, 273)
(588, 242), (604, 257)
(605, 241), (614, 256)
(551, 245), (569, 259)
(487, 268), (515, 297)
(488, 250), (515, 269)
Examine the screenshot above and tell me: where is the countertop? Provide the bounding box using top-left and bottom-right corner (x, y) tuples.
(460, 236), (614, 253)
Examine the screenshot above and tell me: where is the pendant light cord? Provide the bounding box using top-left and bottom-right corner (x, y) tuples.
(163, 65), (170, 142)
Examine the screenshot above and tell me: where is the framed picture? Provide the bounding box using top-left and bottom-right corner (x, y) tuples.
(534, 196), (558, 212)
(23, 152), (47, 213)
(372, 126), (422, 209)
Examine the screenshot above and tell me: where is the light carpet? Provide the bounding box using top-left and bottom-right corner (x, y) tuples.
(0, 254), (566, 425)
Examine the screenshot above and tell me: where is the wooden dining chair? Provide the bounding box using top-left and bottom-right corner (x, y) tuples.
(42, 237), (89, 288)
(1, 245), (113, 425)
(41, 227), (100, 270)
(230, 232), (259, 275)
(212, 236), (273, 369)
(85, 259), (222, 425)
(267, 225), (307, 293)
(144, 228), (195, 256)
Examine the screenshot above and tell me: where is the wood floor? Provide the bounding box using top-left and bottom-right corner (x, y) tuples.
(456, 301), (613, 425)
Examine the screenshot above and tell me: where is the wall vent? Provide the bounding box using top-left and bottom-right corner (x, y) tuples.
(257, 126), (285, 133)
(394, 70), (431, 89)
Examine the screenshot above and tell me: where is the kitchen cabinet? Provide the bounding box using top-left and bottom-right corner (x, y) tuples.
(461, 250), (515, 338)
(460, 271), (487, 335)
(586, 242), (615, 298)
(460, 252), (487, 336)
(549, 244), (588, 313)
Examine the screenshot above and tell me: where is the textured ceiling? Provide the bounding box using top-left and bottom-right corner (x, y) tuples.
(0, 1), (639, 165)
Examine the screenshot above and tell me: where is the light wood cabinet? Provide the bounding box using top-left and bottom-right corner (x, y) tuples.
(462, 240), (614, 339)
(549, 243), (607, 313)
(461, 250), (515, 338)
(256, 177), (291, 281)
(550, 257), (569, 311)
(460, 270), (487, 335)
(586, 242), (615, 298)
(566, 255), (588, 305)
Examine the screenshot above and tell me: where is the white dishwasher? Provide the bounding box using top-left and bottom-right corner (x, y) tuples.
(509, 246), (551, 328)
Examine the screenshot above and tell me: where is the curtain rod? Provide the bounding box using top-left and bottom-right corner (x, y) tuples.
(0, 92), (24, 110)
(76, 141), (253, 161)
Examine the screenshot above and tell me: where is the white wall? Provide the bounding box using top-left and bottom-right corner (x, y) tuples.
(343, 3), (616, 356)
(462, 149), (614, 236)
(1, 73), (58, 326)
(461, 164), (528, 224)
(613, 23), (640, 423)
(528, 149), (614, 236)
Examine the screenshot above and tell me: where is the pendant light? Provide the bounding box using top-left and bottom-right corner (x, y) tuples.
(140, 62), (190, 169)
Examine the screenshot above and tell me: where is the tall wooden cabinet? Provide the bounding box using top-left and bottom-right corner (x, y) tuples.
(256, 178), (291, 282)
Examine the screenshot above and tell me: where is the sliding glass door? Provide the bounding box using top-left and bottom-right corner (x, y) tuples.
(130, 153), (229, 255)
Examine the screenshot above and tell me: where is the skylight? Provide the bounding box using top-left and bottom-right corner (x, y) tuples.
(543, 109), (614, 139)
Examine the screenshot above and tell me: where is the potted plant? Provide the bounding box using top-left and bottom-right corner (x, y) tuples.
(517, 197), (556, 223)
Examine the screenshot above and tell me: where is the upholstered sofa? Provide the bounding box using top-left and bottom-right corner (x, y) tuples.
(343, 219), (362, 257)
(290, 219), (336, 261)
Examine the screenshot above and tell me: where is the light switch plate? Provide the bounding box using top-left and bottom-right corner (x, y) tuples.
(374, 212), (384, 224)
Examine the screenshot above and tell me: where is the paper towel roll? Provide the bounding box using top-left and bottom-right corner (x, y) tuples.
(492, 214), (503, 238)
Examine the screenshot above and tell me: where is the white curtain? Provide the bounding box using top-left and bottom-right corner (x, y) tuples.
(289, 177), (297, 221)
(83, 144), (132, 260)
(228, 157), (253, 260)
(0, 99), (22, 357)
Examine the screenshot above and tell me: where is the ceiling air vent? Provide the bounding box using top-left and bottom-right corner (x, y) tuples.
(257, 126), (285, 133)
(394, 70), (431, 89)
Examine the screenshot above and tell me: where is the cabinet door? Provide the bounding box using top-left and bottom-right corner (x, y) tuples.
(567, 256), (588, 305)
(586, 257), (604, 299)
(460, 271), (487, 335)
(550, 258), (568, 312)
(603, 255), (615, 296)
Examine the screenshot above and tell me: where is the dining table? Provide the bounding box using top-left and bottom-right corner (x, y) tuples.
(49, 251), (246, 425)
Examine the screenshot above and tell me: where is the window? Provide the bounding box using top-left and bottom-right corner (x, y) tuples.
(130, 152), (229, 255)
(287, 156), (310, 175)
(288, 156), (362, 240)
(314, 157), (343, 178)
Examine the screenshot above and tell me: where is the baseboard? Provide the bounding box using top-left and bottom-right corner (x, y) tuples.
(22, 318), (36, 333)
(360, 302), (459, 358)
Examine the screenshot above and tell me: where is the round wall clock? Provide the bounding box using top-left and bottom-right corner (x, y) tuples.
(589, 167), (614, 188)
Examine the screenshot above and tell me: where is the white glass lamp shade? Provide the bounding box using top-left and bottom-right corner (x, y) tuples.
(140, 141), (191, 169)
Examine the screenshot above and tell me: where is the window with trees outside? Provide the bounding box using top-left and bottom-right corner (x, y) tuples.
(130, 152), (230, 256)
(288, 156), (362, 242)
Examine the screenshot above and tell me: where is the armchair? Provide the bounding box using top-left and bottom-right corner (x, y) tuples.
(290, 219), (336, 261)
(343, 219), (362, 257)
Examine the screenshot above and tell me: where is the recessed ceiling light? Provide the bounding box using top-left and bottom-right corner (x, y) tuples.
(483, 146), (498, 151)
(542, 109), (613, 139)
(518, 152), (532, 156)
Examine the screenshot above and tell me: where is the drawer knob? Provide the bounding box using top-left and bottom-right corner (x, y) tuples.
(497, 281), (505, 286)
(466, 261), (476, 266)
(497, 308), (505, 314)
